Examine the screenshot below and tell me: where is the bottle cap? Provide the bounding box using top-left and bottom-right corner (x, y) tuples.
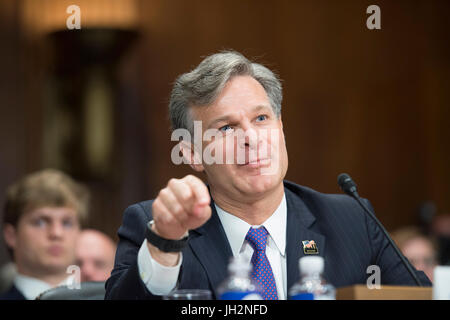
(228, 254), (252, 274)
(299, 256), (324, 274)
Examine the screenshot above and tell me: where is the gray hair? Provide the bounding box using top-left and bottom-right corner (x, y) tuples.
(169, 51), (283, 134)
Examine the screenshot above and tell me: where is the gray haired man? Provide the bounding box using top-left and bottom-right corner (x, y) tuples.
(105, 51), (431, 300)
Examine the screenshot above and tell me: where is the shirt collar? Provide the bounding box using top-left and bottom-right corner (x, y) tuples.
(215, 193), (287, 257)
(14, 273), (75, 300)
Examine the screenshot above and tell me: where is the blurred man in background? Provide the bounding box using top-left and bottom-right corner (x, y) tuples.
(430, 213), (450, 266)
(0, 169), (89, 300)
(391, 226), (438, 282)
(0, 262), (16, 295)
(76, 229), (116, 282)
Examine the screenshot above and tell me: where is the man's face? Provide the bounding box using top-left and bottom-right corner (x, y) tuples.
(189, 75), (288, 199)
(5, 206), (80, 277)
(75, 231), (116, 282)
(402, 237), (437, 282)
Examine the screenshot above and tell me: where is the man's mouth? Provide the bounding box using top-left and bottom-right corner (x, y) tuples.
(239, 158), (271, 168)
(47, 245), (64, 256)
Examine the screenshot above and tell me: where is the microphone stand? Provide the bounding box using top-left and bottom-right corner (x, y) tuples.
(338, 173), (423, 287)
(351, 191), (423, 287)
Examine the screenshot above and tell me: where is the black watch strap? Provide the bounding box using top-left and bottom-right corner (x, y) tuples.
(145, 220), (189, 253)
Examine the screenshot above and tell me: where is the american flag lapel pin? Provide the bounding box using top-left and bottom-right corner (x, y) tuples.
(302, 240), (319, 254)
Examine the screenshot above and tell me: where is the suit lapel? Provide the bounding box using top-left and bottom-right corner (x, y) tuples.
(188, 185), (327, 298)
(188, 201), (233, 298)
(285, 188), (327, 291)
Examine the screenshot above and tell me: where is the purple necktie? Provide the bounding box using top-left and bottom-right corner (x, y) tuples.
(245, 227), (278, 300)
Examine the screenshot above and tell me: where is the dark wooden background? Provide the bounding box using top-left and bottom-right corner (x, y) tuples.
(0, 0), (449, 266)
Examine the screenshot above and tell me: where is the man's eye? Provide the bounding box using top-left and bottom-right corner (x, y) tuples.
(256, 115), (268, 122)
(219, 125), (233, 132)
(33, 219), (47, 228)
(63, 220), (75, 228)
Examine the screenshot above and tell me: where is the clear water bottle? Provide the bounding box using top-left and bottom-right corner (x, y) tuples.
(218, 255), (263, 300)
(289, 256), (336, 300)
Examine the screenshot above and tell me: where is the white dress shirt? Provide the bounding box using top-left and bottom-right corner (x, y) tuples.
(13, 273), (76, 300)
(137, 193), (287, 299)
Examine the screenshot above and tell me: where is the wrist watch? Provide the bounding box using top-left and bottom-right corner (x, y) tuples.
(145, 220), (189, 253)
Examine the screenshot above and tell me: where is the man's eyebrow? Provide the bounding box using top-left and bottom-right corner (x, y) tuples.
(252, 105), (271, 113)
(29, 213), (51, 221)
(208, 115), (233, 128)
(29, 210), (50, 217)
(207, 105), (271, 128)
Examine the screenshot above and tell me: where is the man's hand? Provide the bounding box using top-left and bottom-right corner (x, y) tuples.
(147, 175), (211, 266)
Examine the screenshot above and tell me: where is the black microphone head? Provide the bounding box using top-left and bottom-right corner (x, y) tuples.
(337, 173), (358, 197)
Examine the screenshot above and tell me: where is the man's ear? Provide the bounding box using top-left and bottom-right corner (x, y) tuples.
(179, 140), (204, 172)
(3, 224), (17, 250)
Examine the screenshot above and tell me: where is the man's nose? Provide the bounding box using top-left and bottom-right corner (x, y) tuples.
(81, 264), (95, 282)
(48, 222), (64, 239)
(239, 120), (260, 149)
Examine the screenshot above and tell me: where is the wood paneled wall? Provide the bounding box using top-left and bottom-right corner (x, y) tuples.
(136, 0), (450, 230)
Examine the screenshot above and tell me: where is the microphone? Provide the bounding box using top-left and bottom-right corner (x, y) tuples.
(337, 173), (423, 287)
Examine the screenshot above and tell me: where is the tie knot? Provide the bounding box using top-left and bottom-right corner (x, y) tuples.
(245, 227), (269, 252)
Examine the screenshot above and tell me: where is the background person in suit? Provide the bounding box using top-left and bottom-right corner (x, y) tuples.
(391, 226), (438, 282)
(105, 51), (431, 300)
(75, 229), (116, 282)
(0, 262), (16, 295)
(0, 169), (89, 300)
(430, 213), (450, 266)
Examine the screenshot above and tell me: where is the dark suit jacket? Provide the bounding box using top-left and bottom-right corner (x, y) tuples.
(0, 285), (26, 300)
(105, 181), (431, 299)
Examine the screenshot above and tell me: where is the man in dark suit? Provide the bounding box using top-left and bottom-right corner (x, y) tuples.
(105, 51), (431, 300)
